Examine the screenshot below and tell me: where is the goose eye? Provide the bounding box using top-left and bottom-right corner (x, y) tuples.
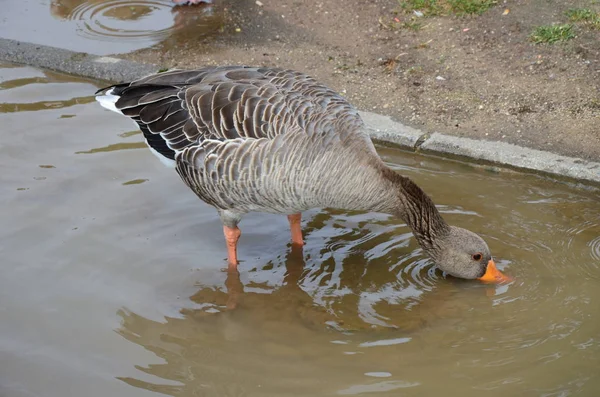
(472, 253), (483, 261)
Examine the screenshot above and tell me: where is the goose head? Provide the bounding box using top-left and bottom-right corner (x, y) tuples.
(429, 226), (510, 283)
(380, 169), (512, 283)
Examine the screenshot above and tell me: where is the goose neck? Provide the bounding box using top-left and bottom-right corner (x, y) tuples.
(380, 167), (450, 252)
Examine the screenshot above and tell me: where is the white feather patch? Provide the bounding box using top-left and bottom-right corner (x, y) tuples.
(95, 88), (122, 114)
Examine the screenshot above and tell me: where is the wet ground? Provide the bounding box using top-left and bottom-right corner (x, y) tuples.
(1, 64), (600, 397)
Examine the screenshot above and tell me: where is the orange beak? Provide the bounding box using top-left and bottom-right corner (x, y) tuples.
(478, 260), (513, 284)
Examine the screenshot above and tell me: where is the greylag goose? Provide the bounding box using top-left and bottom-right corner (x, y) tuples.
(95, 66), (511, 283)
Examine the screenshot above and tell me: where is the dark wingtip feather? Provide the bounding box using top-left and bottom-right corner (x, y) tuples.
(138, 121), (177, 160)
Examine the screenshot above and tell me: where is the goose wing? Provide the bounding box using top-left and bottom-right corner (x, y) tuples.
(95, 65), (371, 160)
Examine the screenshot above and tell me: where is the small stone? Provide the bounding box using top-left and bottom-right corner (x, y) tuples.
(255, 0), (263, 5)
(436, 76), (446, 81)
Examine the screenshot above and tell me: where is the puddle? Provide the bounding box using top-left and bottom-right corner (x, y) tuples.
(0, 0), (223, 55)
(1, 64), (599, 397)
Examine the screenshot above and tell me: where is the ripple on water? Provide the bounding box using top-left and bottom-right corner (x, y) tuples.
(588, 235), (600, 262)
(565, 219), (600, 277)
(63, 0), (215, 43)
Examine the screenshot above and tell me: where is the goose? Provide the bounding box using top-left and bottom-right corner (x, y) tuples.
(95, 65), (511, 283)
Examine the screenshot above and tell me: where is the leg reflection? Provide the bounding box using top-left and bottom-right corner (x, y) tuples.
(282, 242), (306, 288)
(224, 267), (244, 310)
(222, 243), (307, 310)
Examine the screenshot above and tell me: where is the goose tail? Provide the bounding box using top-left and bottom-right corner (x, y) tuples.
(94, 84), (178, 168)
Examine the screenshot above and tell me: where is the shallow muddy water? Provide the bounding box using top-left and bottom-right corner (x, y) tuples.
(1, 64), (599, 397)
(0, 0), (222, 55)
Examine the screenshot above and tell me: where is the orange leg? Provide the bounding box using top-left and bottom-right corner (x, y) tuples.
(287, 213), (304, 246)
(223, 225), (241, 268)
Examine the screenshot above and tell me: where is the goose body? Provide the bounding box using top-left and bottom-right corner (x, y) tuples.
(96, 66), (510, 283)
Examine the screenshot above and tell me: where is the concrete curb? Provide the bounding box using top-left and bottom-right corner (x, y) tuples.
(420, 133), (600, 184)
(1, 38), (599, 186)
(0, 38), (158, 83)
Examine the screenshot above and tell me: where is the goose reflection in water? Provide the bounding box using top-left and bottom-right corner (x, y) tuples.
(114, 209), (500, 396)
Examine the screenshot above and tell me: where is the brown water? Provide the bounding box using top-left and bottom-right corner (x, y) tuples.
(1, 64), (599, 397)
(0, 0), (222, 55)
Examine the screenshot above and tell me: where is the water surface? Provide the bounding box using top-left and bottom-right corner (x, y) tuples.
(1, 64), (599, 397)
(0, 0), (221, 55)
